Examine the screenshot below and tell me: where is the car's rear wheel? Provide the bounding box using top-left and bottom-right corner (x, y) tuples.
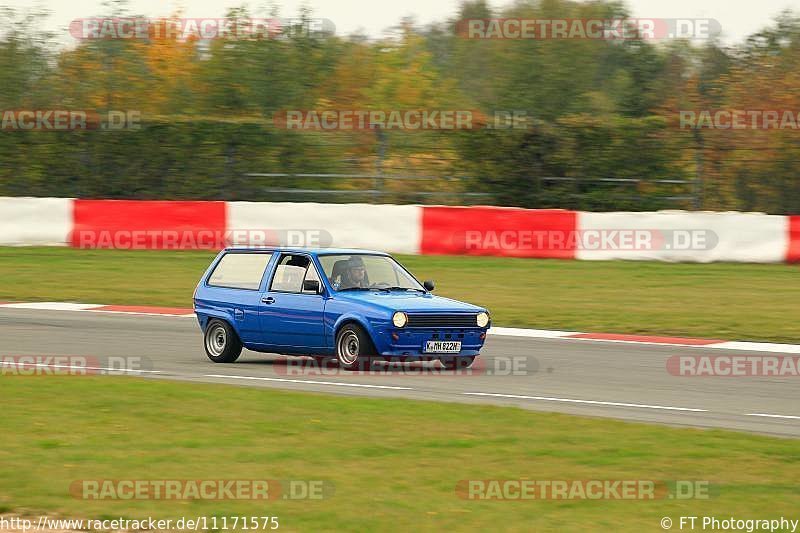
(336, 324), (375, 371)
(439, 356), (476, 370)
(204, 319), (242, 363)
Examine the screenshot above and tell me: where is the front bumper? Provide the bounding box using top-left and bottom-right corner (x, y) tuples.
(374, 326), (488, 358)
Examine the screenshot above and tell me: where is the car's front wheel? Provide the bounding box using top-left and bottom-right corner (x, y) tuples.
(439, 356), (476, 370)
(336, 324), (375, 371)
(204, 319), (243, 363)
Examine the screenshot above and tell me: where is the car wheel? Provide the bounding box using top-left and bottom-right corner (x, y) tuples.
(439, 356), (476, 370)
(336, 324), (375, 371)
(204, 319), (243, 363)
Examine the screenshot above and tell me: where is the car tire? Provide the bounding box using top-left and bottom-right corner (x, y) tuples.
(336, 323), (375, 371)
(439, 356), (476, 371)
(204, 319), (243, 363)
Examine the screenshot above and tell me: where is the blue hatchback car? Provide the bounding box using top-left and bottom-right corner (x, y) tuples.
(194, 247), (491, 370)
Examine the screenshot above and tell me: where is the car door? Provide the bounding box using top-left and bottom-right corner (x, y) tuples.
(259, 253), (326, 351)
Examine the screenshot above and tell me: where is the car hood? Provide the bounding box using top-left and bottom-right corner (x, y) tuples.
(333, 291), (485, 314)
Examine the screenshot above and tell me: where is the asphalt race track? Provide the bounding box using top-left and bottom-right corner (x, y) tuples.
(1, 308), (798, 437)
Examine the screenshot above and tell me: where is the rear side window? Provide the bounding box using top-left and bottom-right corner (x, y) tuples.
(208, 253), (273, 290)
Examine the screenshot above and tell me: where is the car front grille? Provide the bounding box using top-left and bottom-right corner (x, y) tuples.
(405, 313), (478, 328)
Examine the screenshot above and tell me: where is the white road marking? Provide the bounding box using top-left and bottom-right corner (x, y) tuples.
(1, 302), (101, 311)
(463, 392), (707, 412)
(204, 374), (413, 390)
(745, 413), (800, 420)
(85, 309), (196, 318)
(488, 327), (800, 354)
(0, 302), (195, 318)
(710, 342), (800, 354)
(489, 327), (576, 338)
(566, 338), (718, 348)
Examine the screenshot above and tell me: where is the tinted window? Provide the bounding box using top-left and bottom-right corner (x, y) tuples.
(208, 253), (272, 290)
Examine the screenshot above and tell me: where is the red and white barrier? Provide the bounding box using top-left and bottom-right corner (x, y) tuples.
(0, 197), (798, 263)
(71, 199), (227, 249)
(228, 201), (421, 255)
(576, 211), (789, 263)
(0, 197), (72, 246)
(790, 216), (800, 263)
(421, 206), (576, 259)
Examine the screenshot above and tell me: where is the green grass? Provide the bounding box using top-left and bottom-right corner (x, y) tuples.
(0, 247), (798, 342)
(1, 377), (799, 531)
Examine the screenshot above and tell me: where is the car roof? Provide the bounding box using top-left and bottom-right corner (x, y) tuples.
(223, 247), (390, 257)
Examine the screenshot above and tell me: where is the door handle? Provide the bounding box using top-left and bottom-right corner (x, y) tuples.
(261, 296), (275, 304)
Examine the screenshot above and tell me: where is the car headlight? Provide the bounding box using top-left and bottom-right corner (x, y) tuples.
(476, 312), (490, 328)
(392, 311), (408, 328)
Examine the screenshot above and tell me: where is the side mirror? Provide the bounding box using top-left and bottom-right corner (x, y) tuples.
(423, 280), (435, 291)
(303, 279), (321, 294)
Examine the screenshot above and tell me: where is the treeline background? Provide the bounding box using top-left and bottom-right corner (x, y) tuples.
(0, 0), (798, 213)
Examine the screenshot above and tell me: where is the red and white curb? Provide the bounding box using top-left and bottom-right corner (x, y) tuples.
(491, 327), (800, 354)
(1, 301), (799, 354)
(0, 302), (195, 317)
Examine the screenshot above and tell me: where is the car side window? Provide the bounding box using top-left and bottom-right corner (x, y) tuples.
(302, 262), (322, 294)
(208, 253), (273, 290)
(270, 254), (320, 294)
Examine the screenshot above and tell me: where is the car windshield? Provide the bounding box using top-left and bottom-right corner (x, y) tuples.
(318, 254), (425, 292)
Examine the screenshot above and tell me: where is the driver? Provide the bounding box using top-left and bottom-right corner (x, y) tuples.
(340, 256), (368, 289)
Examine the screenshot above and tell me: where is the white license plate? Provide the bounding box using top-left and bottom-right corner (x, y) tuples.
(424, 340), (461, 354)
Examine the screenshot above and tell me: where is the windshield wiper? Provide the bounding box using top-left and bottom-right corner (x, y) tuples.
(381, 286), (427, 293)
(338, 287), (372, 292)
